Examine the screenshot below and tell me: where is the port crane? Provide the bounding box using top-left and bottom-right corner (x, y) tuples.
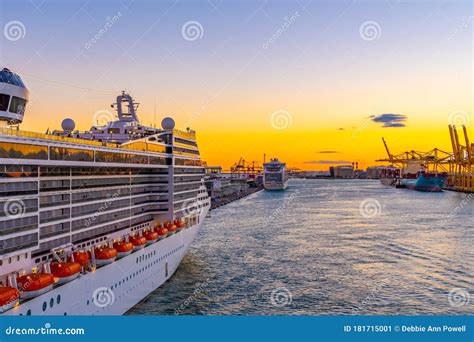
(447, 125), (474, 191)
(377, 137), (452, 172)
(230, 157), (263, 175)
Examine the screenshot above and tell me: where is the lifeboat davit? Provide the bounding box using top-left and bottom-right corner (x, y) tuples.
(143, 231), (159, 245)
(93, 247), (117, 267)
(113, 241), (133, 258)
(168, 224), (177, 235)
(50, 262), (81, 284)
(70, 251), (90, 268)
(156, 227), (168, 239)
(17, 273), (54, 299)
(129, 236), (146, 251)
(0, 287), (20, 313)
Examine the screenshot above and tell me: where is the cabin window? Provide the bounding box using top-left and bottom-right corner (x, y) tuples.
(0, 94), (10, 111)
(9, 96), (26, 114)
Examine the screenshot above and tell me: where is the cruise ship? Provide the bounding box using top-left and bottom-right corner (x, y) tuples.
(0, 68), (210, 315)
(263, 158), (288, 190)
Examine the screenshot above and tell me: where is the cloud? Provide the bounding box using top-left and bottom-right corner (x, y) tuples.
(338, 128), (345, 130)
(370, 113), (407, 127)
(304, 160), (352, 165)
(317, 150), (339, 154)
(383, 123), (405, 127)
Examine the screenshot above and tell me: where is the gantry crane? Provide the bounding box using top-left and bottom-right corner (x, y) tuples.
(230, 157), (263, 175)
(447, 125), (474, 191)
(377, 138), (452, 172)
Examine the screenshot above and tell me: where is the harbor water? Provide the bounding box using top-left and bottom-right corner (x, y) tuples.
(128, 179), (474, 315)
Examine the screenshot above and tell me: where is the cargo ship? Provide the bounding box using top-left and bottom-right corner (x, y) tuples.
(0, 68), (210, 315)
(399, 171), (447, 192)
(263, 158), (288, 190)
(379, 167), (400, 186)
(378, 138), (450, 192)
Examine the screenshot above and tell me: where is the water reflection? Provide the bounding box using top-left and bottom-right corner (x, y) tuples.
(128, 179), (474, 315)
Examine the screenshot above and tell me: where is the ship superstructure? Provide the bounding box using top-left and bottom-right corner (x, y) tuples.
(0, 68), (210, 315)
(263, 158), (288, 190)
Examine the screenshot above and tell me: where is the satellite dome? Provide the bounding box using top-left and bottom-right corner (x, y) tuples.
(161, 117), (175, 130)
(61, 118), (76, 132)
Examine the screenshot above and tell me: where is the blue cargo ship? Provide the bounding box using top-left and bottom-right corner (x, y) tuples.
(401, 171), (447, 192)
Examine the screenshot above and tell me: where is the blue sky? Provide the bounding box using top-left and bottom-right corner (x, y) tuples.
(0, 0), (471, 169)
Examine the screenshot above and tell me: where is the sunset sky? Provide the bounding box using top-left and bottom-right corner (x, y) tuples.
(0, 0), (472, 170)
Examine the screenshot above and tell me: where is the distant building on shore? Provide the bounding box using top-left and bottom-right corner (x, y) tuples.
(333, 165), (354, 178)
(365, 166), (388, 179)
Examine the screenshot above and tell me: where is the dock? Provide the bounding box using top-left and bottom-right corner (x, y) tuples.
(210, 186), (263, 210)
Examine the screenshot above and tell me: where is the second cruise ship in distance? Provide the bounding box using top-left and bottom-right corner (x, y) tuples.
(263, 158), (288, 190)
(0, 68), (210, 315)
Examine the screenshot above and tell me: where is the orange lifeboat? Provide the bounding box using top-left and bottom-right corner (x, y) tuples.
(129, 235), (147, 251)
(93, 247), (117, 267)
(70, 251), (90, 268)
(175, 219), (185, 229)
(50, 262), (81, 284)
(156, 227), (168, 239)
(168, 224), (177, 235)
(113, 241), (133, 258)
(0, 287), (20, 313)
(17, 273), (54, 299)
(143, 231), (159, 245)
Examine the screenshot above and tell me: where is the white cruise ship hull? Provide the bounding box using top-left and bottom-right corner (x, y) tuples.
(264, 180), (289, 191)
(1, 208), (207, 316)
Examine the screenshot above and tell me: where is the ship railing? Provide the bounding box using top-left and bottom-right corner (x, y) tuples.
(0, 127), (170, 154)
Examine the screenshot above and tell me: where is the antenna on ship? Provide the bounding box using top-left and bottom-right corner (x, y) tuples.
(153, 101), (156, 128)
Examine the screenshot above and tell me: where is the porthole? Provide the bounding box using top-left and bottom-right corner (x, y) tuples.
(26, 309), (31, 316)
(57, 295), (61, 304)
(50, 298), (54, 308)
(42, 302), (47, 312)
